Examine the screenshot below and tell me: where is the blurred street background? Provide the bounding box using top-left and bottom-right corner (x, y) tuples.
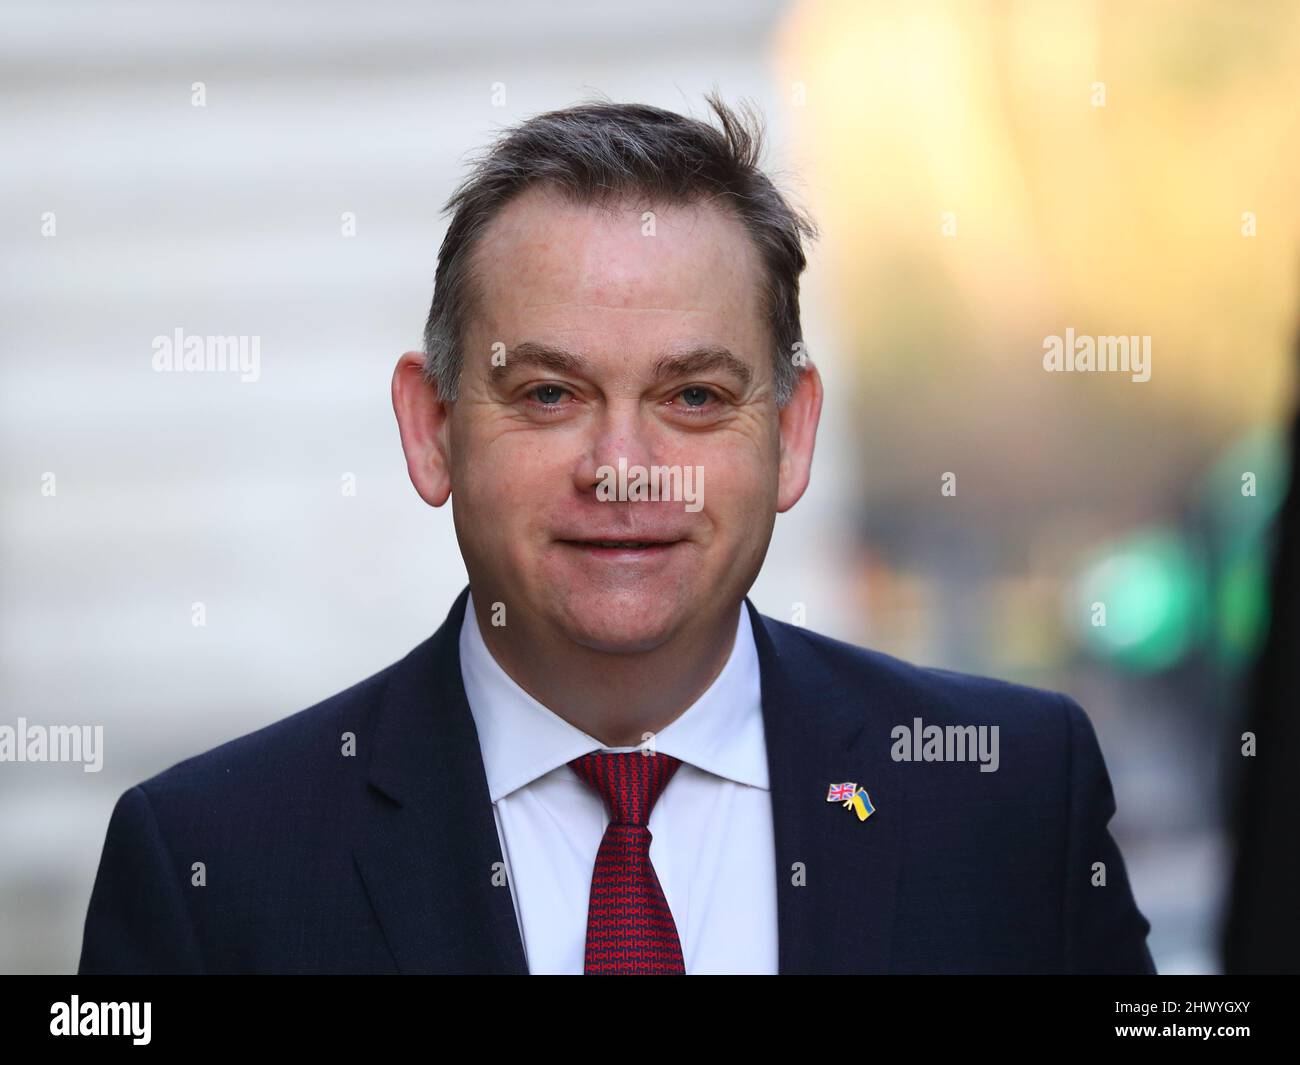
(2, 0), (1296, 973)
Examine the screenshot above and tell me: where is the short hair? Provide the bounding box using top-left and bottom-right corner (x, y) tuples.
(421, 90), (818, 407)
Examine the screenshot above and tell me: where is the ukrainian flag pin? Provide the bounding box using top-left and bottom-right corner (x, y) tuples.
(826, 782), (875, 822)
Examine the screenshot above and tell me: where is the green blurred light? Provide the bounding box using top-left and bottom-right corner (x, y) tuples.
(1198, 425), (1286, 667)
(1074, 529), (1208, 672)
(1216, 547), (1270, 665)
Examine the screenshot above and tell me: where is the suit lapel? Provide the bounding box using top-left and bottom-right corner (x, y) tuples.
(351, 585), (528, 974)
(747, 598), (905, 974)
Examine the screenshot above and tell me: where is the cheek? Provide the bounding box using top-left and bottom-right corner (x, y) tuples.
(695, 446), (777, 527)
(454, 425), (571, 520)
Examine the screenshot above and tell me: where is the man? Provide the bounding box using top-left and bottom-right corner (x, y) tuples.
(79, 94), (1156, 975)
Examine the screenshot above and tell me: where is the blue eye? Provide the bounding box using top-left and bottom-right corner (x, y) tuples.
(532, 384), (568, 405)
(680, 387), (712, 407)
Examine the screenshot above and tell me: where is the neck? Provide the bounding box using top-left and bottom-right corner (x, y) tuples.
(470, 594), (741, 747)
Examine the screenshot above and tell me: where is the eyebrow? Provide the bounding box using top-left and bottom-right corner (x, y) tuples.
(490, 341), (753, 388)
(653, 346), (753, 388)
(490, 342), (585, 382)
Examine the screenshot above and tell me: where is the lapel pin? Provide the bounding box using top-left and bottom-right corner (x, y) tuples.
(826, 781), (875, 822)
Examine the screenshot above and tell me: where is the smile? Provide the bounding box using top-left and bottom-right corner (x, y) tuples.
(558, 539), (682, 559)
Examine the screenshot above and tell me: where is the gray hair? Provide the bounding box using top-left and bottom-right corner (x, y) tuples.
(421, 91), (818, 407)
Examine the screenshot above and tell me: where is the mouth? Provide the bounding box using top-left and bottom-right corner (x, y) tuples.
(556, 537), (684, 560)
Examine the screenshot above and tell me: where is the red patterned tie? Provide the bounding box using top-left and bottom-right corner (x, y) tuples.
(568, 750), (686, 974)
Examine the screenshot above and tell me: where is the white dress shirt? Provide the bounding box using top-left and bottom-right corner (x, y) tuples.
(458, 590), (779, 974)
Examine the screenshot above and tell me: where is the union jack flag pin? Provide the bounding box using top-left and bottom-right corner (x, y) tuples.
(826, 781), (875, 822)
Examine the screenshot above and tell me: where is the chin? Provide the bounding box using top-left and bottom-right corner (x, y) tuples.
(551, 593), (684, 654)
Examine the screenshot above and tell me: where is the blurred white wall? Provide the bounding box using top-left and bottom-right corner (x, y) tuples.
(0, 0), (857, 972)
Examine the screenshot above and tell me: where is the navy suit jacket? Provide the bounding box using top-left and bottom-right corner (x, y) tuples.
(79, 585), (1156, 974)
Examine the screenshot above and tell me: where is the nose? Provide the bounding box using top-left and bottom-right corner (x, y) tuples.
(572, 398), (663, 496)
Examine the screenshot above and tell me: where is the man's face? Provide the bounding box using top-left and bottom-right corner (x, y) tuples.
(440, 186), (799, 653)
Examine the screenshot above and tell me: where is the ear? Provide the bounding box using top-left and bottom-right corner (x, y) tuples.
(392, 351), (453, 507)
(775, 358), (824, 513)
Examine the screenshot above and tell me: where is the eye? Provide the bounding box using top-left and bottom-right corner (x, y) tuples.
(670, 386), (720, 414)
(528, 384), (571, 406)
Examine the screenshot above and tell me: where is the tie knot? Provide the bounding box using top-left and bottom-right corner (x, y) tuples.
(568, 750), (683, 826)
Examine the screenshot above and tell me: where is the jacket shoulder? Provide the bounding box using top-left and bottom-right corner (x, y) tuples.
(757, 611), (1078, 738)
(130, 644), (416, 808)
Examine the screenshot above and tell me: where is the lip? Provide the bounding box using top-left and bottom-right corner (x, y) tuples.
(556, 538), (684, 561)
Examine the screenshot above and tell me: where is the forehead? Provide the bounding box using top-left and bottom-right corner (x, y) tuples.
(466, 185), (768, 351)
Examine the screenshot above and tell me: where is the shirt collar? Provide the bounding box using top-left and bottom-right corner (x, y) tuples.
(458, 589), (769, 801)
